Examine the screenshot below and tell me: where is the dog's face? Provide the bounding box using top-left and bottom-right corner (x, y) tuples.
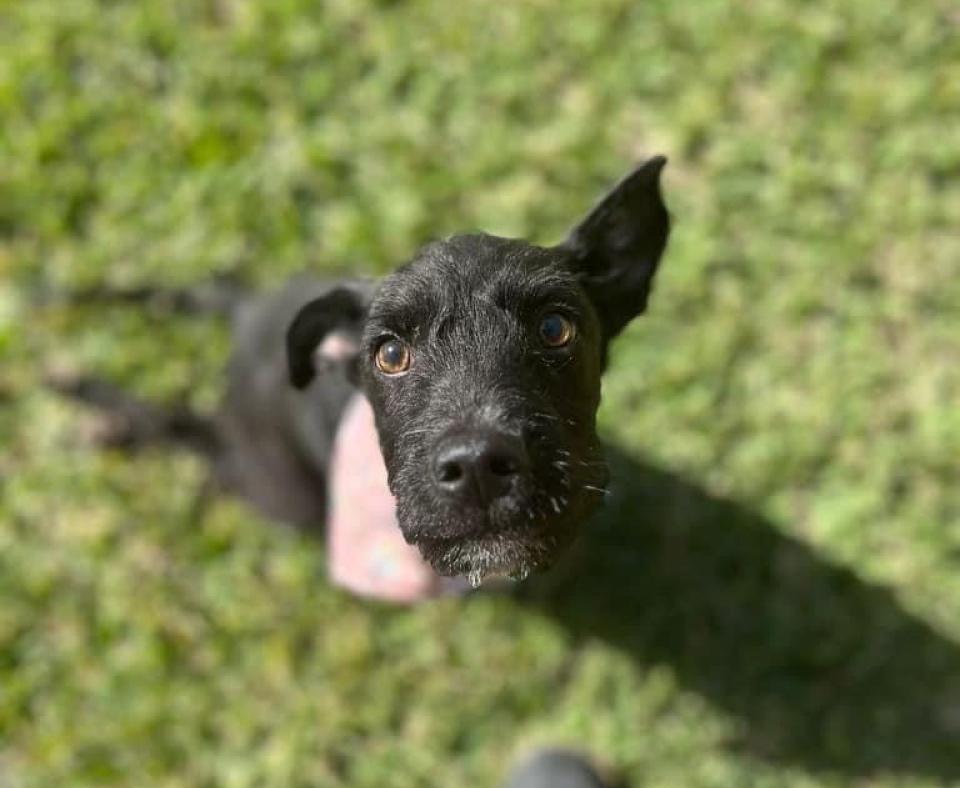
(357, 235), (610, 582)
(288, 158), (670, 582)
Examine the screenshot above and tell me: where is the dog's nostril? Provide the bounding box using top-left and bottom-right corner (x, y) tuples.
(437, 460), (464, 484)
(488, 453), (518, 477)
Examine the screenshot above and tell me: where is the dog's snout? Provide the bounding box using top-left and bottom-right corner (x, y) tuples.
(433, 431), (527, 507)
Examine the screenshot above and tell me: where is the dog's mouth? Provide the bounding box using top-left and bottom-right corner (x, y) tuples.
(396, 483), (607, 585)
(414, 524), (574, 587)
(387, 427), (610, 583)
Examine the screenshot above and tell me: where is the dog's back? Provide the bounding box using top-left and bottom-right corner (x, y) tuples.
(52, 275), (373, 530)
(213, 276), (375, 527)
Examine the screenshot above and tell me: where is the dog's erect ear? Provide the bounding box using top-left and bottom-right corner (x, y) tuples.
(561, 156), (670, 342)
(287, 286), (370, 389)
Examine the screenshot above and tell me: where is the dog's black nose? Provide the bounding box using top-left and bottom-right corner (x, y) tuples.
(433, 431), (527, 506)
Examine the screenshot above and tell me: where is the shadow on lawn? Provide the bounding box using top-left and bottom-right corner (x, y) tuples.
(519, 446), (960, 781)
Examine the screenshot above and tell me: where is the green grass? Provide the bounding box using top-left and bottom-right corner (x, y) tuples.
(2, 0), (960, 785)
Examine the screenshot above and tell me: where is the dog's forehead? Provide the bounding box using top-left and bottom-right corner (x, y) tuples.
(369, 234), (578, 326)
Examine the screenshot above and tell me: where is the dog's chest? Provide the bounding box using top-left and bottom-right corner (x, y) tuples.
(327, 394), (454, 602)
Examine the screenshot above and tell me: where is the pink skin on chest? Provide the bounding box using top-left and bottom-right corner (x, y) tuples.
(328, 394), (464, 602)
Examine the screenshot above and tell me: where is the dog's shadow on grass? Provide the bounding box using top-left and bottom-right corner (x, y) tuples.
(519, 446), (960, 781)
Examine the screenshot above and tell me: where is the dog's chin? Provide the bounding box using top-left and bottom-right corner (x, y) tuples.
(400, 506), (586, 585)
(394, 476), (608, 584)
(417, 531), (566, 586)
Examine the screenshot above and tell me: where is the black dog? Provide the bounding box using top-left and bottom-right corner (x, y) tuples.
(287, 157), (670, 581)
(57, 157), (670, 583)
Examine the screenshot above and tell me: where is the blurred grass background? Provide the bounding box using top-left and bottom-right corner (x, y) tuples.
(2, 0), (959, 785)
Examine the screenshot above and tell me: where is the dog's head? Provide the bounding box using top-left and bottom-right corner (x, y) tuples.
(288, 158), (670, 582)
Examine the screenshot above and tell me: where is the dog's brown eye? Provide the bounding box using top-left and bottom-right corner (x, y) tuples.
(538, 313), (575, 348)
(375, 339), (411, 375)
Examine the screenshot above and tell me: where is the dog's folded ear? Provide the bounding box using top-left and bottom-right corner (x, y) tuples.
(561, 156), (671, 342)
(287, 285), (370, 389)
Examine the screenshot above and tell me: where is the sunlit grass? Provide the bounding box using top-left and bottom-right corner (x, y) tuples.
(2, 0), (959, 785)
